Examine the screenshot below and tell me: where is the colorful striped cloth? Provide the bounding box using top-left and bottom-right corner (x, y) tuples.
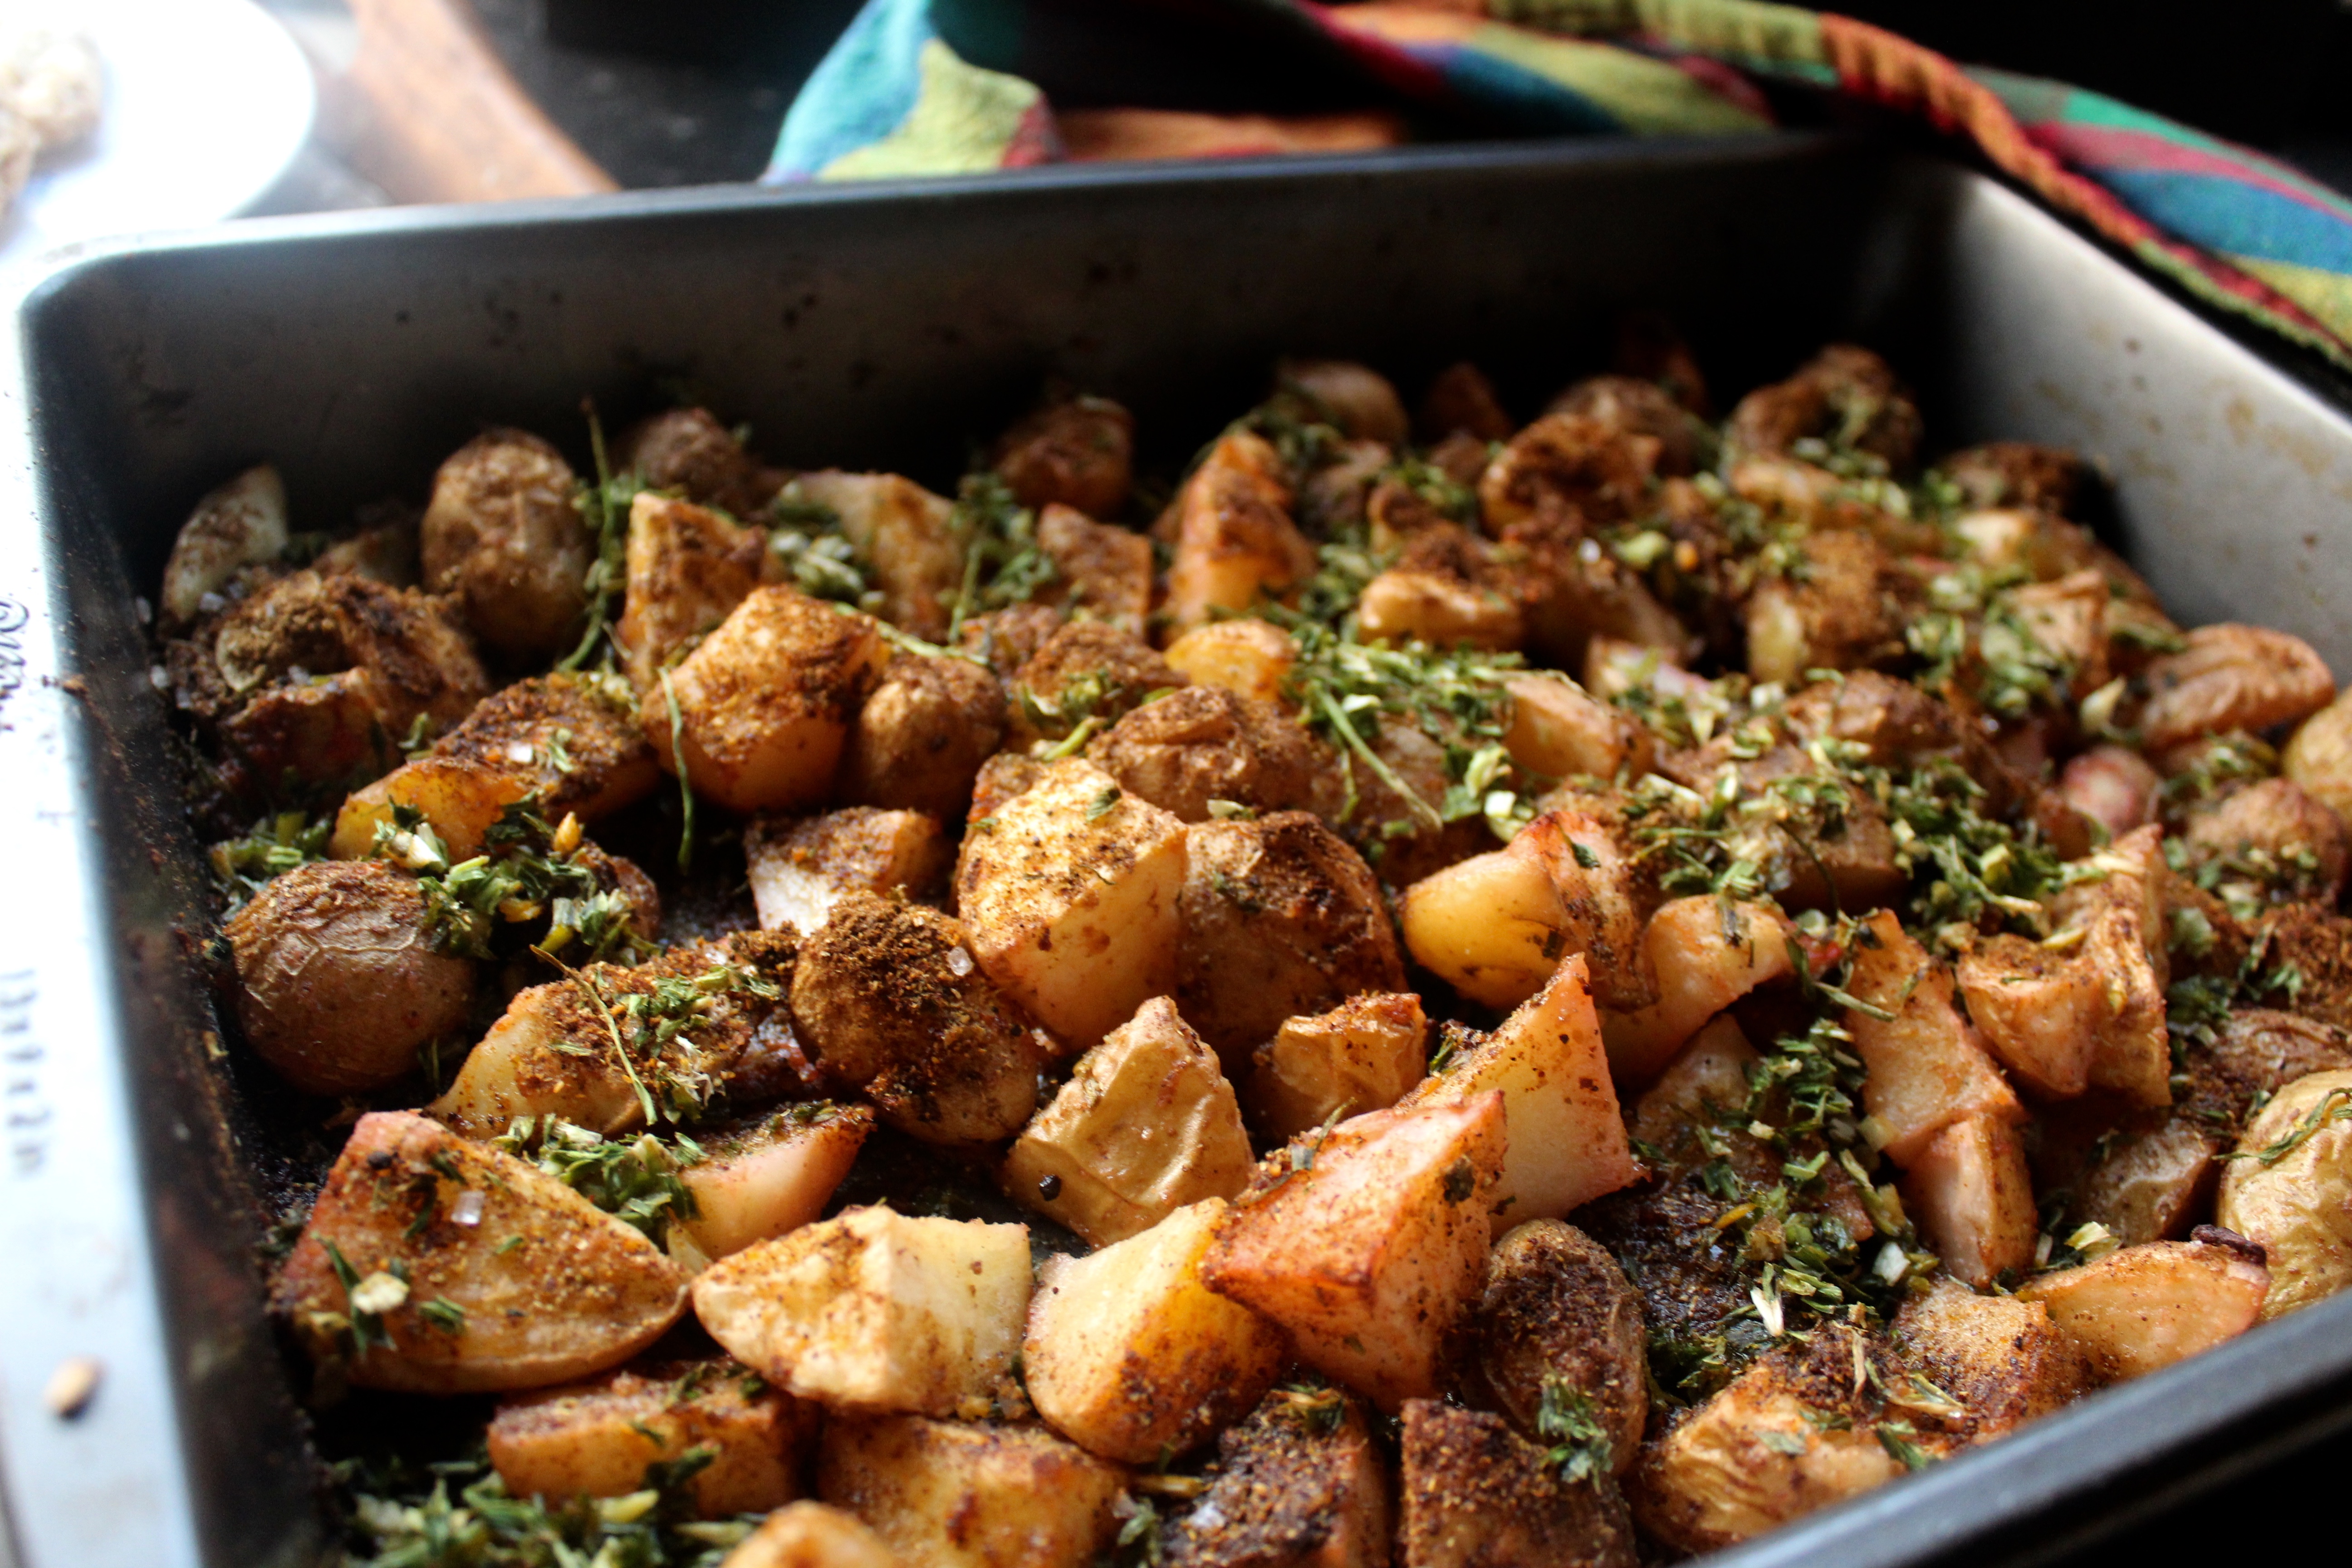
(766, 0), (2352, 373)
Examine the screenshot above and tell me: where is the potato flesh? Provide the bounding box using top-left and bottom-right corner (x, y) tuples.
(2018, 1239), (2269, 1379)
(1842, 911), (2022, 1166)
(1628, 1015), (1759, 1163)
(1499, 673), (1652, 782)
(818, 1415), (1127, 1568)
(1955, 934), (2104, 1099)
(745, 808), (950, 935)
(1901, 1114), (2036, 1289)
(329, 756), (534, 862)
(2284, 688), (2352, 826)
(1893, 1279), (2085, 1443)
(1204, 1094), (1506, 1409)
(615, 491), (763, 691)
(161, 463), (286, 624)
(721, 1501), (902, 1568)
(1401, 956), (1635, 1219)
(1024, 1198), (1287, 1463)
(1035, 501), (1152, 632)
(2216, 1066), (2352, 1318)
(1002, 996), (1254, 1246)
(652, 586), (891, 815)
(953, 758), (1190, 1048)
(1397, 843), (1573, 1010)
(691, 1207), (1030, 1416)
(1161, 617), (1298, 706)
(1601, 896), (1791, 1083)
(425, 670), (662, 823)
(788, 471), (964, 641)
(488, 1361), (812, 1516)
(1250, 991), (1429, 1142)
(2134, 623), (2336, 752)
(1356, 566), (1524, 652)
(271, 1112), (687, 1393)
(429, 975), (644, 1138)
(2051, 825), (2174, 1108)
(680, 1107), (876, 1262)
(1164, 430), (1316, 630)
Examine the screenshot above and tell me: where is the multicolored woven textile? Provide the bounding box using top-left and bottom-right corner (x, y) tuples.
(767, 0), (2352, 372)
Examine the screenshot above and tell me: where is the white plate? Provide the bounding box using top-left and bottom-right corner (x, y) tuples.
(1, 0), (315, 271)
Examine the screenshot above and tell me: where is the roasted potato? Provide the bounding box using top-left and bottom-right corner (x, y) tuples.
(1249, 991), (1429, 1142)
(1627, 1016), (1762, 1171)
(1165, 430), (1316, 630)
(1892, 1279), (2086, 1444)
(1399, 1399), (1638, 1568)
(614, 491), (764, 690)
(677, 1105), (875, 1264)
(422, 669), (661, 823)
(274, 1112), (687, 1392)
(1744, 530), (1913, 687)
(1419, 360), (1514, 443)
(616, 406), (785, 520)
(159, 463), (287, 627)
(2215, 1067), (2352, 1318)
(329, 756), (534, 862)
(692, 1207), (1030, 1416)
(1499, 673), (1653, 783)
(745, 808), (952, 936)
(1456, 1219), (1647, 1474)
(1204, 1095), (1505, 1409)
(1087, 687), (1341, 825)
(1177, 812), (1405, 1068)
(1159, 1384), (1392, 1568)
(2182, 776), (2349, 904)
(1356, 560), (1524, 653)
(421, 430), (593, 663)
(785, 471), (964, 640)
(488, 1357), (813, 1515)
(1901, 1114), (2036, 1289)
(1004, 619), (1186, 751)
(722, 1501), (901, 1568)
(2051, 825), (2175, 1107)
(817, 1416), (1126, 1568)
(1841, 911), (2023, 1165)
(1401, 956), (1635, 1219)
(2018, 1233), (2269, 1378)
(1001, 996), (1254, 1246)
(954, 759), (1191, 1049)
(1279, 359), (1409, 445)
(838, 650), (1008, 818)
(789, 892), (1041, 1145)
(1477, 413), (1652, 536)
(991, 395), (1136, 519)
(1601, 896), (1792, 1083)
(1024, 1198), (1287, 1463)
(2132, 623), (2335, 754)
(1726, 343), (1921, 468)
(1161, 617), (1298, 706)
(651, 586), (891, 815)
(228, 859), (476, 1095)
(1031, 502), (1152, 630)
(2059, 743), (2161, 840)
(2283, 686), (2352, 825)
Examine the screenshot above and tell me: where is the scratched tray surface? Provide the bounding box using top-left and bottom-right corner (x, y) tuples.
(10, 133), (2352, 1568)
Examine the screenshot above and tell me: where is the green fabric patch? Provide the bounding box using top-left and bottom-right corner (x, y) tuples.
(1471, 23), (1774, 133)
(2232, 253), (2352, 343)
(822, 39), (1040, 181)
(1496, 0), (1832, 83)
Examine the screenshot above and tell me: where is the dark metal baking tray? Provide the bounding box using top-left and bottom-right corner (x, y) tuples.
(5, 131), (2352, 1568)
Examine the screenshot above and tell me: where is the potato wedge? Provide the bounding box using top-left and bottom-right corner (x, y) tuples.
(330, 756), (535, 862)
(1400, 956), (1635, 1220)
(1034, 502), (1152, 631)
(786, 471), (963, 640)
(1396, 843), (1576, 1011)
(2051, 825), (2174, 1108)
(2216, 1066), (2352, 1318)
(1955, 934), (2104, 1100)
(2018, 1235), (2269, 1379)
(1161, 618), (1298, 706)
(2284, 687), (2352, 826)
(954, 759), (1190, 1049)
(1627, 1016), (1760, 1171)
(160, 463), (287, 626)
(1893, 1278), (2085, 1444)
(691, 1206), (1030, 1417)
(722, 1501), (902, 1568)
(1457, 1220), (1647, 1474)
(1601, 897), (1791, 1083)
(1204, 1095), (1505, 1409)
(1002, 996), (1254, 1246)
(1901, 1114), (2036, 1289)
(838, 651), (1007, 819)
(651, 586), (891, 815)
(2133, 623), (2335, 753)
(1164, 430), (1316, 629)
(745, 808), (951, 936)
(488, 1358), (814, 1515)
(678, 1105), (875, 1263)
(425, 670), (662, 823)
(1842, 911), (2022, 1166)
(1400, 1399), (1638, 1568)
(1025, 1198), (1287, 1463)
(273, 1112), (687, 1393)
(1249, 992), (1429, 1142)
(1499, 673), (1654, 783)
(818, 1416), (1126, 1568)
(615, 491), (764, 691)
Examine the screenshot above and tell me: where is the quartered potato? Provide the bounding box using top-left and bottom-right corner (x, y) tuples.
(1204, 1095), (1505, 1410)
(1840, 911), (2022, 1166)
(692, 1207), (1030, 1417)
(745, 807), (951, 936)
(2018, 1234), (2269, 1379)
(1400, 1400), (1638, 1568)
(722, 1502), (902, 1568)
(1456, 1219), (1648, 1473)
(784, 471), (964, 641)
(274, 1112), (688, 1393)
(677, 1104), (875, 1263)
(817, 1415), (1127, 1568)
(614, 490), (764, 690)
(1024, 1197), (1286, 1463)
(1164, 429), (1315, 629)
(1248, 991), (1429, 1142)
(838, 651), (1007, 819)
(2217, 1067), (2352, 1318)
(1159, 1383), (1392, 1568)
(160, 463), (287, 627)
